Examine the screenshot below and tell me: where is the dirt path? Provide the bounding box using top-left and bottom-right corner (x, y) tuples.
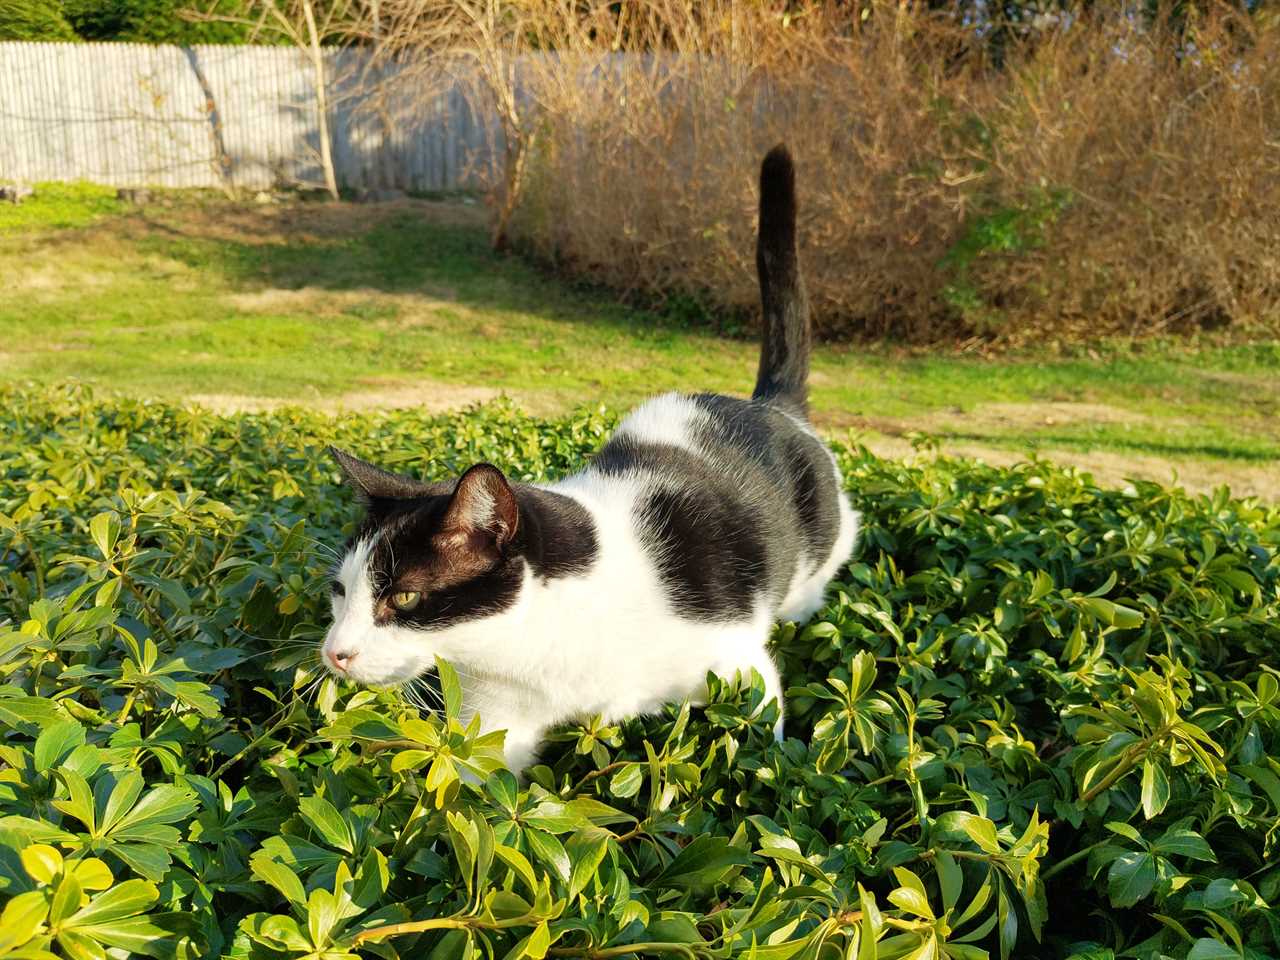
(858, 435), (1277, 502)
(188, 382), (511, 416)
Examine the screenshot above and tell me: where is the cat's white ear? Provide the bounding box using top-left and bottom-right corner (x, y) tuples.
(329, 446), (432, 501)
(443, 463), (519, 549)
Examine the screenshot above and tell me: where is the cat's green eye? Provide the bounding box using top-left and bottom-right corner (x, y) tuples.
(391, 590), (421, 612)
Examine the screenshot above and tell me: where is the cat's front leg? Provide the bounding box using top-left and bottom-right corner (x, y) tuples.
(710, 640), (786, 742)
(498, 721), (545, 778)
(463, 703), (545, 779)
(751, 648), (786, 743)
(475, 710), (544, 779)
(453, 715), (544, 784)
(459, 684), (548, 778)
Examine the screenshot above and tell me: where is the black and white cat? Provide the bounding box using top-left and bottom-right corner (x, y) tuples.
(322, 145), (859, 773)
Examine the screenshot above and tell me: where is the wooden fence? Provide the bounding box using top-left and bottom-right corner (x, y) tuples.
(0, 42), (501, 191)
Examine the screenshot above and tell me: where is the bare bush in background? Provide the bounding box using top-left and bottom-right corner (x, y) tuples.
(358, 0), (613, 251)
(359, 1), (1280, 345)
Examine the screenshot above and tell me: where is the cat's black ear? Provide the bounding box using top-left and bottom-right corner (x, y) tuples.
(442, 463), (519, 549)
(328, 446), (433, 501)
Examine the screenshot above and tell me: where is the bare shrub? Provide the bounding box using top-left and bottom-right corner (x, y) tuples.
(357, 0), (615, 251)
(971, 9), (1280, 344)
(366, 2), (1280, 345)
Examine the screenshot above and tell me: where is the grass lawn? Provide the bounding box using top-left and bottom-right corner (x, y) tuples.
(2, 186), (1278, 498)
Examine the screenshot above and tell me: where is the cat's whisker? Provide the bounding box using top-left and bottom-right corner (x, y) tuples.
(308, 544), (342, 563)
(294, 660), (322, 681)
(383, 528), (398, 581)
(264, 637), (323, 649)
(400, 681), (438, 716)
(302, 533), (344, 556)
(297, 668), (329, 706)
(412, 676), (443, 705)
(241, 646), (318, 663)
(446, 666), (493, 689)
(226, 626), (323, 649)
(410, 690), (435, 715)
(304, 555), (343, 576)
(224, 626), (278, 644)
(296, 675), (320, 695)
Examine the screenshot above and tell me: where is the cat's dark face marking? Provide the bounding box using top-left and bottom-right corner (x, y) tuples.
(356, 482), (526, 630)
(321, 449), (598, 685)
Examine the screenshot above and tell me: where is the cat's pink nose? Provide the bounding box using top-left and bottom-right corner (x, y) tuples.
(327, 648), (357, 672)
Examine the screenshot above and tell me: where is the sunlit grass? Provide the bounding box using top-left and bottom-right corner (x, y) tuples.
(1, 193), (1276, 471)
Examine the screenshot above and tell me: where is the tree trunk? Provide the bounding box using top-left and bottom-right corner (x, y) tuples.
(182, 48), (237, 200)
(302, 0), (339, 201)
(491, 127), (533, 253)
(488, 53), (530, 253)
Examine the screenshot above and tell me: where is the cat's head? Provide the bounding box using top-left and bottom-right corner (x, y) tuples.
(320, 447), (526, 686)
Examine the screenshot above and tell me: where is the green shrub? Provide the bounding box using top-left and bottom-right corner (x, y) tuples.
(61, 0), (259, 43)
(0, 383), (1276, 959)
(0, 0), (78, 41)
(939, 187), (1073, 334)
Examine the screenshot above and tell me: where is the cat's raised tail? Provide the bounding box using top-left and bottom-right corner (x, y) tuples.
(752, 143), (811, 415)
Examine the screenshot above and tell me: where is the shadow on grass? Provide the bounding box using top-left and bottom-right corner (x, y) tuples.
(130, 206), (696, 346)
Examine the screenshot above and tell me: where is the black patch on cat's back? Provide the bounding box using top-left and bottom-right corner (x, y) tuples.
(693, 393), (841, 563)
(696, 391), (844, 552)
(639, 483), (769, 620)
(785, 434), (840, 561)
(589, 435), (694, 478)
(590, 432), (773, 621)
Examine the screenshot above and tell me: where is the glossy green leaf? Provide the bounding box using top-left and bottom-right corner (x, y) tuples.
(565, 829), (610, 900)
(435, 656), (463, 719)
(1152, 829), (1216, 863)
(33, 721), (86, 775)
(1140, 757), (1170, 819)
(1107, 852), (1156, 908)
(653, 835), (753, 891)
(297, 796), (354, 854)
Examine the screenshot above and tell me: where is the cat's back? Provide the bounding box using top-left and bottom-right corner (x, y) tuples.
(601, 391), (832, 500)
(557, 391), (845, 621)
